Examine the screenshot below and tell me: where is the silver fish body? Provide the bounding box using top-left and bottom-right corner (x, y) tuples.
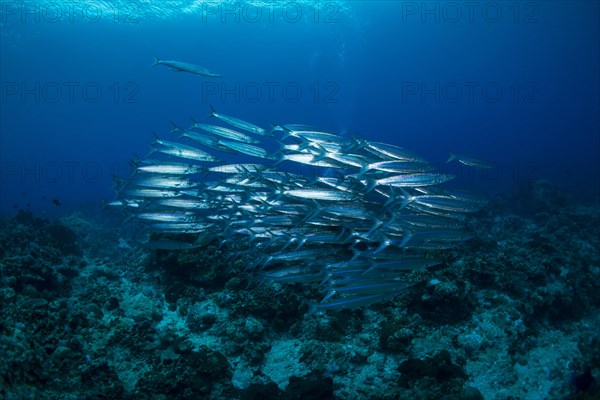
(152, 57), (222, 78)
(114, 108), (485, 312)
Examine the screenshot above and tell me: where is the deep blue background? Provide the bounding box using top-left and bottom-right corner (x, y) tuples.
(1, 1), (599, 217)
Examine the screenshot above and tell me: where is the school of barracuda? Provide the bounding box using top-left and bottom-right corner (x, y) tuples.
(111, 107), (487, 312)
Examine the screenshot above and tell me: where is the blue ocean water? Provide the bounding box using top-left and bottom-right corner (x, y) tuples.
(2, 3), (600, 399)
(1, 1), (598, 217)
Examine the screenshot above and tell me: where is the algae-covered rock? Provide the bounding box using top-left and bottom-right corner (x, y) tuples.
(135, 345), (232, 399)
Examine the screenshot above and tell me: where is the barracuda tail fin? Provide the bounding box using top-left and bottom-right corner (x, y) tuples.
(169, 120), (183, 134)
(358, 160), (369, 177)
(350, 246), (362, 262)
(111, 174), (128, 196)
(446, 151), (457, 164)
(270, 136), (285, 149)
(207, 104), (217, 118)
(99, 197), (109, 212)
(350, 161), (369, 180)
(383, 187), (410, 209)
(152, 56), (161, 66)
(126, 161), (139, 179)
(265, 122), (280, 136)
(278, 126), (292, 141)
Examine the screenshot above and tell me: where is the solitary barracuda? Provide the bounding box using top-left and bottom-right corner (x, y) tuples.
(152, 57), (222, 78)
(447, 151), (494, 169)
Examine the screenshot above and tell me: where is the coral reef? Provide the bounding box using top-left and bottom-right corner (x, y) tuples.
(1, 181), (599, 399)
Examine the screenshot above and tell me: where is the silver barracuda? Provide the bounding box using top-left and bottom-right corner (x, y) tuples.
(135, 163), (205, 175)
(374, 173), (455, 188)
(192, 123), (260, 144)
(284, 189), (356, 202)
(152, 57), (222, 78)
(447, 151), (494, 168)
(153, 138), (221, 162)
(114, 107), (486, 313)
(218, 140), (273, 160)
(209, 105), (267, 136)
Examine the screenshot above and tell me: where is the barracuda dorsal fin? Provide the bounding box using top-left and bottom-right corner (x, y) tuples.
(208, 104), (217, 118)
